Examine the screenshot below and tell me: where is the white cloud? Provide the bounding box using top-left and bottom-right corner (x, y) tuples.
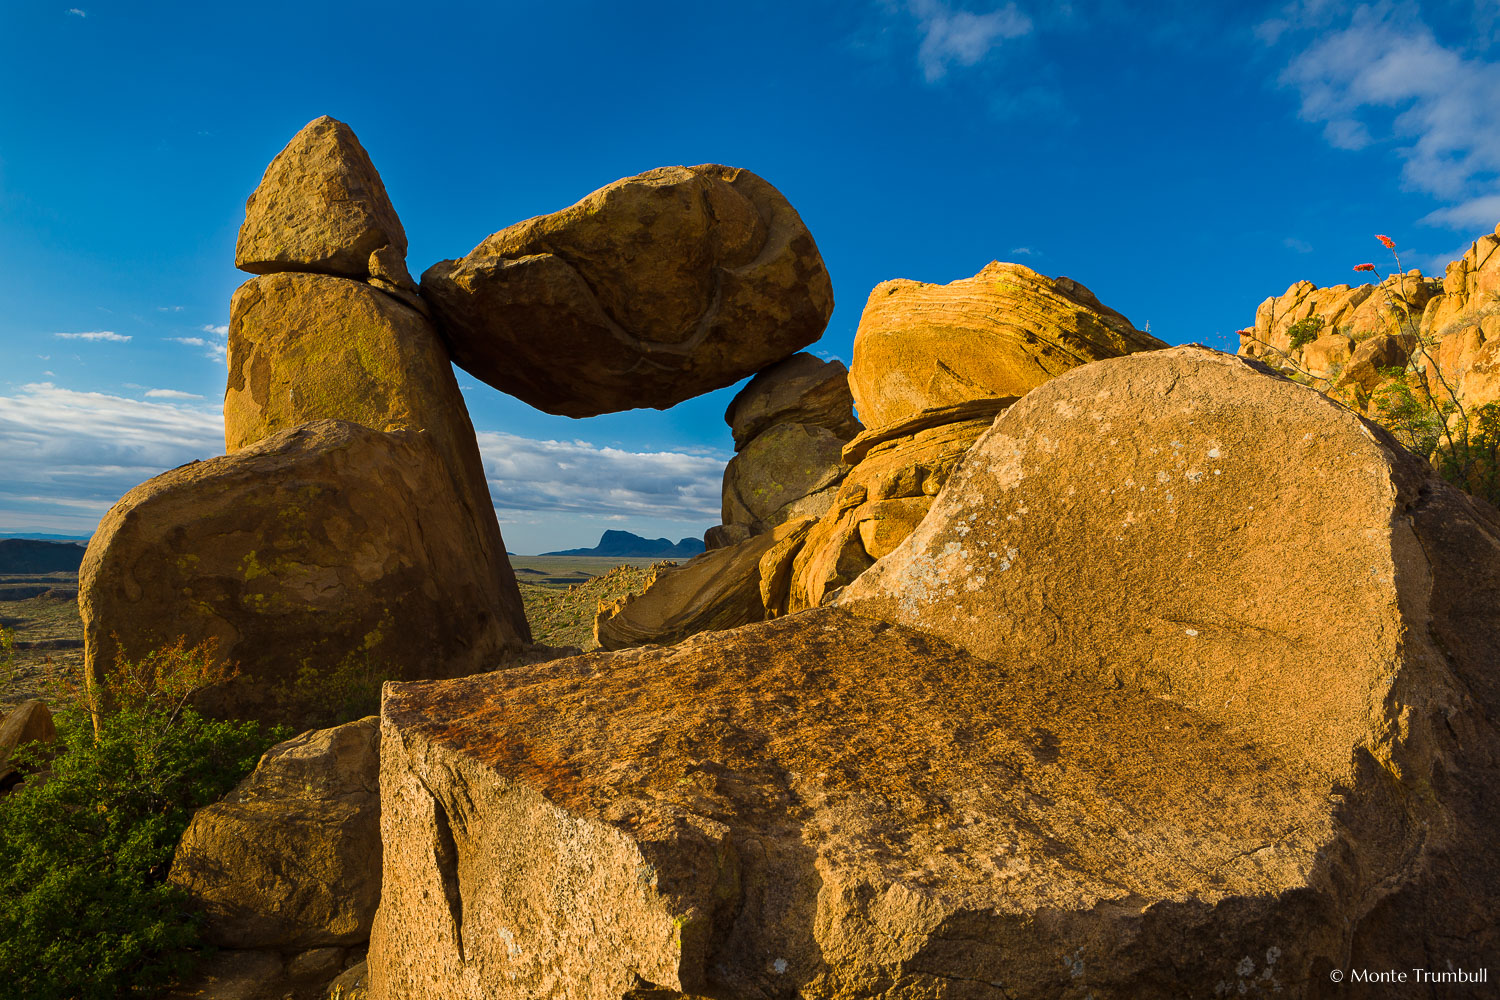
(144, 388), (205, 400)
(474, 431), (726, 522)
(0, 381), (727, 540)
(908, 0), (1033, 82)
(0, 383), (223, 534)
(1269, 4), (1500, 224)
(169, 334), (228, 364)
(1283, 237), (1314, 253)
(201, 324), (228, 336)
(1421, 193), (1500, 231)
(54, 330), (129, 342)
(66, 7), (85, 17)
(1011, 246), (1039, 256)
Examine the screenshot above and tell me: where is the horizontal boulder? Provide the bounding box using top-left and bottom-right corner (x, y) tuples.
(80, 421), (529, 725)
(421, 164), (834, 417)
(848, 262), (1164, 429)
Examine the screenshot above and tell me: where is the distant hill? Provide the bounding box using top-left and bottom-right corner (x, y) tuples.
(542, 530), (705, 559)
(0, 539), (87, 574)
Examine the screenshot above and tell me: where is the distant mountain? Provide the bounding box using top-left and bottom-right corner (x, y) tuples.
(0, 533), (92, 542)
(0, 538), (87, 574)
(542, 530), (705, 559)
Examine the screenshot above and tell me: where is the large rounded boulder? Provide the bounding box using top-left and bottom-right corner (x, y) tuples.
(80, 421), (529, 726)
(421, 164), (834, 417)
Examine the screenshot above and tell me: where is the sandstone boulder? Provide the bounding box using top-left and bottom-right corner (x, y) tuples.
(81, 421), (528, 725)
(171, 716), (381, 949)
(720, 422), (849, 535)
(789, 397), (1012, 611)
(848, 262), (1163, 429)
(368, 346), (1499, 999)
(593, 527), (790, 651)
(236, 116), (408, 282)
(223, 271), (527, 642)
(421, 165), (834, 417)
(724, 352), (861, 450)
(0, 699), (55, 791)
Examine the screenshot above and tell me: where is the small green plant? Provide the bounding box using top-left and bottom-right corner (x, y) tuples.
(0, 640), (287, 1000)
(272, 646), (387, 728)
(1286, 316), (1325, 351)
(0, 625), (14, 692)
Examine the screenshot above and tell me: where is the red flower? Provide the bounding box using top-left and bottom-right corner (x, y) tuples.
(1237, 327), (1255, 336)
(1354, 263), (1377, 272)
(1376, 234), (1396, 249)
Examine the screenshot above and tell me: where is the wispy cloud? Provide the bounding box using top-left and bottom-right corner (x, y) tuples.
(0, 383), (222, 534)
(1283, 236), (1314, 253)
(0, 381), (726, 539)
(66, 7), (86, 17)
(1010, 246), (1039, 256)
(54, 330), (129, 342)
(1266, 4), (1500, 227)
(169, 325), (228, 363)
(474, 431), (725, 523)
(1421, 193), (1500, 231)
(907, 0), (1033, 82)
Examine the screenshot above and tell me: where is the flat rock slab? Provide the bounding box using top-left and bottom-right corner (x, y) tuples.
(370, 609), (1356, 999)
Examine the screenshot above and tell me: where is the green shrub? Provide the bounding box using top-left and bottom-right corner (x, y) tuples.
(0, 640), (287, 1000)
(1286, 316), (1325, 351)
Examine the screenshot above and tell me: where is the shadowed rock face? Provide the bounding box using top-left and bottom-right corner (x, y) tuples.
(848, 262), (1165, 430)
(421, 164), (834, 417)
(80, 421), (527, 726)
(367, 347), (1500, 999)
(235, 116), (408, 282)
(171, 717), (381, 950)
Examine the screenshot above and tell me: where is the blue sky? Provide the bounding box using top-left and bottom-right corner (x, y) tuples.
(2, 0), (1497, 553)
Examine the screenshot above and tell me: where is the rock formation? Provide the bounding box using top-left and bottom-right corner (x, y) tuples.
(789, 396), (1011, 611)
(235, 116), (409, 284)
(593, 519), (810, 651)
(367, 345), (1500, 998)
(80, 422), (523, 726)
(421, 164), (834, 417)
(718, 353), (862, 539)
(223, 269), (526, 641)
(171, 716), (381, 950)
(848, 261), (1165, 429)
(83, 116), (533, 721)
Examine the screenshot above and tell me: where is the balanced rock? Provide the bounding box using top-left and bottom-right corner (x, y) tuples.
(236, 116), (409, 282)
(789, 397), (1012, 611)
(171, 717), (381, 949)
(223, 271), (527, 642)
(593, 526), (792, 651)
(724, 352), (862, 450)
(848, 262), (1164, 429)
(421, 164), (834, 417)
(81, 421), (528, 725)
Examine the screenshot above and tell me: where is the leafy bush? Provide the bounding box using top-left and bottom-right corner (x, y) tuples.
(1286, 316), (1325, 351)
(0, 640), (287, 1000)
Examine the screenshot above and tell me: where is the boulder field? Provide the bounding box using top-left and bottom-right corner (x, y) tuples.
(63, 114), (1500, 998)
(367, 347), (1500, 999)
